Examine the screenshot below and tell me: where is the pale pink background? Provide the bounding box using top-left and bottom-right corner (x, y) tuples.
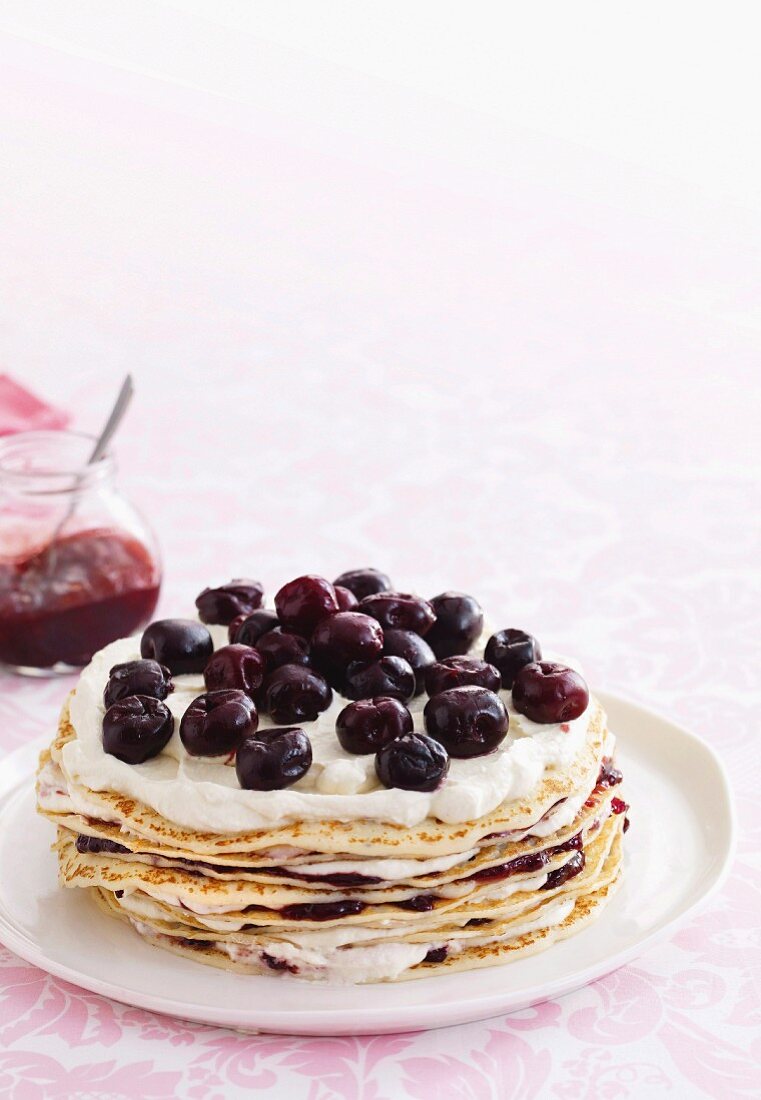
(1, 27), (760, 1100)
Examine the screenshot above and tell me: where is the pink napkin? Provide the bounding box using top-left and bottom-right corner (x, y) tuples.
(0, 374), (70, 435)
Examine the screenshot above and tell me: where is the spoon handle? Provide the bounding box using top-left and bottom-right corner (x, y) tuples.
(89, 374), (134, 465)
(40, 374), (135, 580)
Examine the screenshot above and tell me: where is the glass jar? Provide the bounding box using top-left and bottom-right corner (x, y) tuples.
(0, 430), (161, 675)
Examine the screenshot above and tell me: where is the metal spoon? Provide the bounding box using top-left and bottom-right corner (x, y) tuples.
(41, 374), (135, 578)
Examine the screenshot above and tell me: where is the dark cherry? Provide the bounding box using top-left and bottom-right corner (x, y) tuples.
(424, 656), (501, 697)
(104, 659), (173, 708)
(344, 655), (415, 702)
(334, 585), (359, 611)
(383, 628), (435, 695)
(195, 579), (264, 625)
(265, 664), (333, 724)
(310, 612), (384, 683)
(140, 619), (213, 675)
(180, 689), (258, 756)
(102, 695), (174, 764)
(484, 628), (542, 688)
(512, 662), (589, 724)
(255, 628), (311, 672)
(375, 732), (449, 792)
(425, 591), (484, 658)
(274, 575), (339, 635)
(358, 591), (435, 636)
(236, 727), (312, 790)
(424, 685), (508, 758)
(229, 608), (280, 645)
(203, 644), (265, 698)
(333, 567), (392, 601)
(335, 696), (413, 755)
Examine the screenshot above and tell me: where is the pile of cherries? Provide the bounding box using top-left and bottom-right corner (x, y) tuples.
(101, 569), (589, 794)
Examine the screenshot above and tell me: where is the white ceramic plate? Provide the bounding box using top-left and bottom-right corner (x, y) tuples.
(0, 692), (735, 1035)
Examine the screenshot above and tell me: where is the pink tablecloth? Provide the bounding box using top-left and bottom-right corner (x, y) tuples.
(0, 31), (759, 1100)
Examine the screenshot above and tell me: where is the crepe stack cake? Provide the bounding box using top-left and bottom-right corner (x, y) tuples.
(37, 571), (628, 984)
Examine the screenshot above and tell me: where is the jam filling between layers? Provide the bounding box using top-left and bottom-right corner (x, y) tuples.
(72, 761), (626, 918)
(80, 812), (616, 924)
(73, 760), (624, 881)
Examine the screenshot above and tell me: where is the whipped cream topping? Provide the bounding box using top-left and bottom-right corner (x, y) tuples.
(62, 623), (593, 833)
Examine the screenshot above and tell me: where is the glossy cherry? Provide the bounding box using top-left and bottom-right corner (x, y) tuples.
(235, 727), (312, 790)
(335, 696), (413, 754)
(343, 655), (415, 702)
(195, 579), (264, 625)
(334, 585), (359, 611)
(230, 608), (280, 646)
(424, 656), (501, 697)
(424, 685), (508, 757)
(104, 659), (173, 708)
(333, 568), (392, 601)
(102, 695), (174, 764)
(310, 612), (384, 683)
(358, 592), (435, 636)
(274, 575), (339, 635)
(140, 619), (213, 675)
(203, 644), (265, 698)
(484, 628), (542, 688)
(255, 628), (311, 672)
(382, 628), (435, 695)
(180, 689), (258, 756)
(375, 733), (449, 792)
(264, 664), (333, 724)
(512, 662), (589, 724)
(425, 591), (484, 658)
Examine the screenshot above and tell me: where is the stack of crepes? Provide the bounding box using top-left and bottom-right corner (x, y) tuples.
(36, 629), (627, 984)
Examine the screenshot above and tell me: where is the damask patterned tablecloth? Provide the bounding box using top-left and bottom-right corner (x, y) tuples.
(0, 32), (759, 1100)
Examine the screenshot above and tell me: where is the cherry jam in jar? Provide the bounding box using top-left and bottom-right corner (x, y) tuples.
(0, 431), (161, 674)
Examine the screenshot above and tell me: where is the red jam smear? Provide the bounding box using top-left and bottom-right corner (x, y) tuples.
(541, 850), (585, 890)
(597, 759), (624, 789)
(262, 952), (299, 974)
(395, 894), (437, 912)
(470, 831), (583, 885)
(0, 528), (160, 669)
(279, 899), (367, 922)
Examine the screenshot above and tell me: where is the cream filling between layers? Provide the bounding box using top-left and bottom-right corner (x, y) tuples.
(129, 896), (575, 983)
(62, 628), (593, 832)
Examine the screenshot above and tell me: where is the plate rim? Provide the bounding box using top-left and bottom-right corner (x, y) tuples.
(0, 690), (737, 1034)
